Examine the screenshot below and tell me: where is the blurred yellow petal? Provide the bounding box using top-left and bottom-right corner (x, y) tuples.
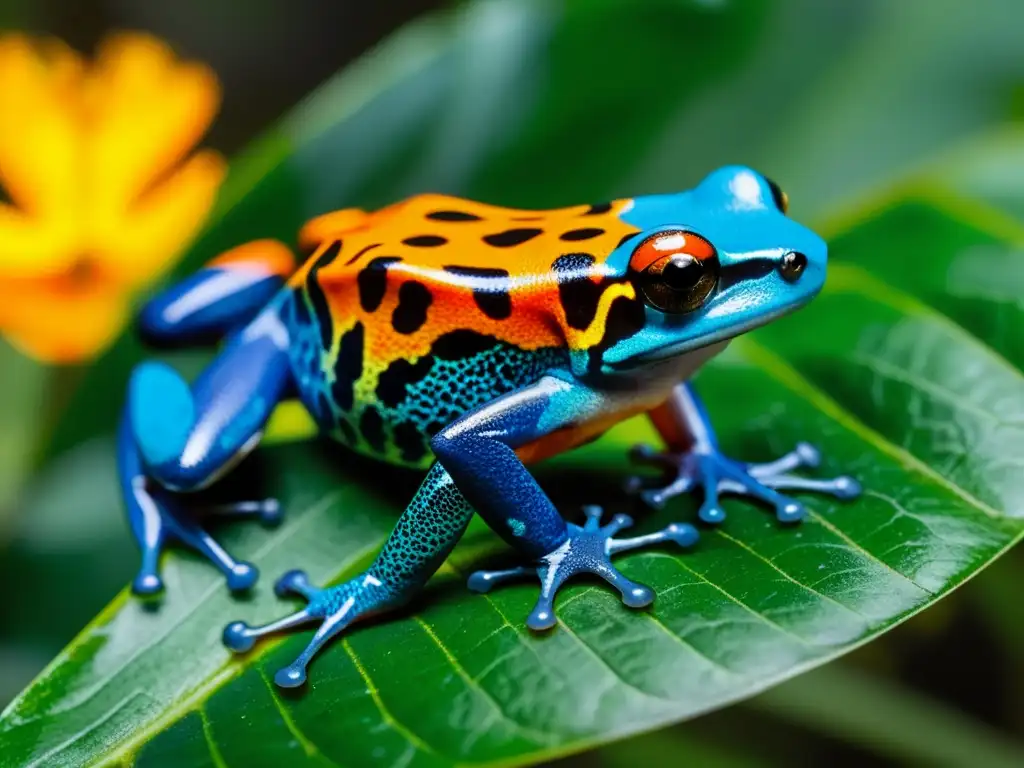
(0, 35), (83, 217)
(0, 32), (225, 362)
(0, 269), (128, 363)
(87, 33), (221, 211)
(93, 148), (226, 286)
(0, 203), (79, 275)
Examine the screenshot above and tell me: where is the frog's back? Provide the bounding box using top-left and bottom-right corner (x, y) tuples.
(283, 193), (642, 467)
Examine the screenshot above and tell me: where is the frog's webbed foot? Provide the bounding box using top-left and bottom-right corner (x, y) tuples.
(224, 569), (396, 688)
(468, 506), (698, 630)
(626, 441), (861, 525)
(130, 482), (281, 596)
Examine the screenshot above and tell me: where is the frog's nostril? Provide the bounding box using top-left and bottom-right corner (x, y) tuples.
(778, 251), (807, 282)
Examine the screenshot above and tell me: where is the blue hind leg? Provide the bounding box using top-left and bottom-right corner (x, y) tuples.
(118, 306), (292, 594)
(224, 462), (476, 687)
(628, 382), (861, 524)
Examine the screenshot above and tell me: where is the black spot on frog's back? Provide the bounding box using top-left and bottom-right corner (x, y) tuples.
(403, 235), (447, 247)
(552, 252), (602, 330)
(376, 356), (434, 407)
(306, 240), (342, 349)
(426, 210), (481, 222)
(483, 228), (543, 247)
(443, 266), (512, 320)
(358, 256), (401, 312)
(431, 329), (500, 360)
(392, 281), (433, 334)
(560, 227), (604, 241)
(331, 322), (364, 412)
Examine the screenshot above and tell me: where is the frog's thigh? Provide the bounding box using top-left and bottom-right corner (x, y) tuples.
(129, 311), (292, 492)
(431, 375), (607, 559)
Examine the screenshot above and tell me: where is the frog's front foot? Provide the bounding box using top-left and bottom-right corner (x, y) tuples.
(130, 482), (282, 596)
(627, 441), (860, 525)
(223, 569), (397, 688)
(468, 506), (698, 630)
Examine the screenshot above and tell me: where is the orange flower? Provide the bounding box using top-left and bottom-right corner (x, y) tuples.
(0, 32), (226, 362)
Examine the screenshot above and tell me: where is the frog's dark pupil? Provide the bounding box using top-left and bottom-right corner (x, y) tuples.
(661, 254), (703, 291)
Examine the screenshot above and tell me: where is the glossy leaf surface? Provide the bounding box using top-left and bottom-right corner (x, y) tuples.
(3, 1), (1024, 766)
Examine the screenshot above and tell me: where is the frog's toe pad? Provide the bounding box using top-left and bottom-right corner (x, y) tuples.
(275, 664), (307, 689)
(832, 476), (862, 499)
(469, 506), (698, 631)
(132, 572), (164, 596)
(223, 621), (257, 653)
(225, 562), (259, 592)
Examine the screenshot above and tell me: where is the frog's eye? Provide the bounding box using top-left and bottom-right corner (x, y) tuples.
(765, 177), (789, 214)
(631, 230), (719, 314)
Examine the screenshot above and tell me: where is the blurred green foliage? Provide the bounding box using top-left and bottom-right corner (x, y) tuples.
(2, 0), (1024, 766)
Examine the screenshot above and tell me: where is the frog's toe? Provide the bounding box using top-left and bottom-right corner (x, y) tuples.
(127, 485), (271, 595)
(224, 571), (395, 688)
(132, 571), (164, 596)
(222, 621), (257, 653)
(275, 664), (308, 689)
(205, 498), (283, 527)
(698, 502), (727, 525)
(776, 500), (806, 524)
(833, 476), (862, 499)
(469, 506), (698, 631)
(274, 569), (318, 600)
(225, 562), (259, 591)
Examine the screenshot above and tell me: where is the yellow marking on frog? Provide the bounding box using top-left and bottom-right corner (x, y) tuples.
(569, 282), (638, 351)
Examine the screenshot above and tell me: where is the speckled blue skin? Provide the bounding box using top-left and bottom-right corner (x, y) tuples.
(120, 167), (860, 688)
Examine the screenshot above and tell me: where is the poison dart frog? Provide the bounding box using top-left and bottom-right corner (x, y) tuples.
(118, 166), (860, 688)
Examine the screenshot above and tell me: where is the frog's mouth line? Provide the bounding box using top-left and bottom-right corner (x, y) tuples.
(607, 298), (806, 371)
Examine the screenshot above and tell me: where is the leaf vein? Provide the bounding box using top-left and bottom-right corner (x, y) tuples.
(412, 616), (558, 747)
(339, 637), (444, 759)
(255, 665), (339, 766)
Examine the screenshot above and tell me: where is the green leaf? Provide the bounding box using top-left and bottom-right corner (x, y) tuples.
(6, 1), (1024, 766)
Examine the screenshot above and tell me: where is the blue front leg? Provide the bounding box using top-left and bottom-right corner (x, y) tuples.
(118, 304), (292, 594)
(631, 382), (860, 524)
(432, 376), (698, 630)
(224, 375), (697, 688)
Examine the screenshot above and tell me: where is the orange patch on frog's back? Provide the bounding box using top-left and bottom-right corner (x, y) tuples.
(294, 193), (641, 360)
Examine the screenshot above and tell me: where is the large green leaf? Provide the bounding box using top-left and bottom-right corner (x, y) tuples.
(5, 0), (1024, 766)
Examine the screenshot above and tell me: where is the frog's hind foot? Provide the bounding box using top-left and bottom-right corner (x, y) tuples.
(128, 482), (280, 596)
(468, 506), (698, 630)
(223, 569), (396, 688)
(627, 441), (861, 525)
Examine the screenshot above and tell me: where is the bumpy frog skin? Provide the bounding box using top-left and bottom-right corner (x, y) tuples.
(118, 166), (860, 688)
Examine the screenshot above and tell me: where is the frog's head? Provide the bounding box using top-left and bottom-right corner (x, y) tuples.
(594, 165), (826, 373)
